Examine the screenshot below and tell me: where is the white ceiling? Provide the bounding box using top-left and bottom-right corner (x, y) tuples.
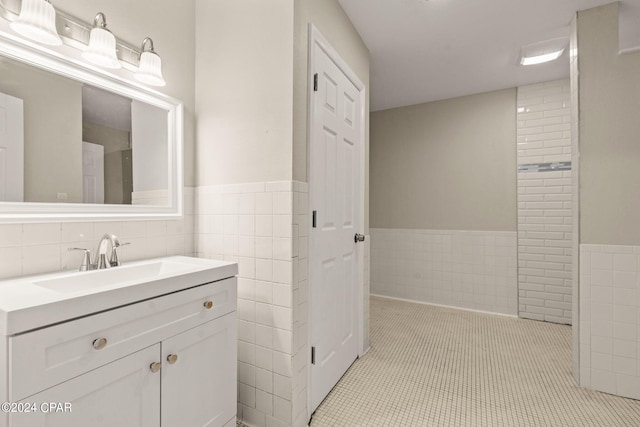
(337, 0), (640, 111)
(82, 85), (132, 132)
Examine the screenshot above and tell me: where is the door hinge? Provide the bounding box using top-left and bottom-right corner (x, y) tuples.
(313, 73), (318, 92)
(311, 346), (316, 365)
(312, 210), (317, 228)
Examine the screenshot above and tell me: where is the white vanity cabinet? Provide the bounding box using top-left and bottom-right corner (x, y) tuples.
(11, 344), (161, 427)
(1, 271), (237, 427)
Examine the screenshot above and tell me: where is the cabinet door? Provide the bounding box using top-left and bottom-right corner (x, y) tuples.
(161, 312), (237, 427)
(10, 344), (161, 427)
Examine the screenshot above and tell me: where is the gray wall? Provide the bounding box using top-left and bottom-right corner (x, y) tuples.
(370, 89), (517, 231)
(0, 60), (83, 203)
(194, 0), (294, 186)
(578, 2), (640, 245)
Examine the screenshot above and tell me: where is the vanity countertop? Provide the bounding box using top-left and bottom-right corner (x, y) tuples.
(0, 256), (238, 336)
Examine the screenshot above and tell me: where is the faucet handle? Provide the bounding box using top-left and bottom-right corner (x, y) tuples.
(110, 242), (130, 267)
(68, 248), (92, 271)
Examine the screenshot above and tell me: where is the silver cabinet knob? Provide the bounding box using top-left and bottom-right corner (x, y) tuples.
(167, 354), (178, 364)
(149, 362), (162, 373)
(203, 300), (214, 309)
(92, 338), (107, 350)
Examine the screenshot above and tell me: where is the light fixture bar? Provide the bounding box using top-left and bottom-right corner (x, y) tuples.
(0, 0), (141, 67)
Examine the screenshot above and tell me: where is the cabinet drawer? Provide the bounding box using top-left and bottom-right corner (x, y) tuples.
(9, 277), (236, 401)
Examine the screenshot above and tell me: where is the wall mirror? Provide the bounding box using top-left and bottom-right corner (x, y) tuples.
(0, 21), (183, 222)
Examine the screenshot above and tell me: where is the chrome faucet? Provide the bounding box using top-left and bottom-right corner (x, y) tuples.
(95, 234), (121, 269)
(68, 234), (129, 271)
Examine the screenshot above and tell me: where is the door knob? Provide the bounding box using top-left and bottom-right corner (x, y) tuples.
(167, 354), (178, 364)
(203, 300), (214, 309)
(354, 233), (365, 243)
(149, 362), (162, 373)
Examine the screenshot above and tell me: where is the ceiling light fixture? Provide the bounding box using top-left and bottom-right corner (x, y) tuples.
(519, 37), (568, 66)
(10, 0), (62, 46)
(82, 12), (121, 69)
(134, 37), (166, 87)
(520, 50), (564, 66)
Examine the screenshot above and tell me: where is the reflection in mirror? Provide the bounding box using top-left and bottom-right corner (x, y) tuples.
(82, 86), (133, 205)
(0, 55), (169, 206)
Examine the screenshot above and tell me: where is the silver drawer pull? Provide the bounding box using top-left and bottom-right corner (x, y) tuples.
(92, 338), (107, 350)
(149, 362), (162, 373)
(167, 354), (178, 365)
(203, 300), (214, 309)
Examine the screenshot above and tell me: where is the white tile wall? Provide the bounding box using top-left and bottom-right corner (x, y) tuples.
(580, 244), (640, 400)
(517, 80), (573, 324)
(0, 188), (195, 279)
(131, 189), (169, 206)
(292, 182), (309, 427)
(362, 237), (370, 352)
(517, 80), (572, 165)
(196, 181), (369, 427)
(370, 228), (518, 316)
(195, 181), (297, 427)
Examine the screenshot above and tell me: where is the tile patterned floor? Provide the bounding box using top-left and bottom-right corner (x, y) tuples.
(307, 297), (640, 427)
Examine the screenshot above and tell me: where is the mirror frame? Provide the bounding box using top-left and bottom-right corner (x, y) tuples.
(0, 21), (183, 223)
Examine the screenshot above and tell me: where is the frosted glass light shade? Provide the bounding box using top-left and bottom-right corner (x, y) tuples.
(10, 0), (62, 46)
(135, 51), (166, 86)
(82, 27), (121, 69)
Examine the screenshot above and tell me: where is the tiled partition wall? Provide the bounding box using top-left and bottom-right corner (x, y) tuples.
(579, 245), (640, 400)
(370, 229), (518, 316)
(0, 188), (195, 280)
(194, 181), (369, 427)
(570, 15), (581, 380)
(516, 80), (573, 324)
(194, 181), (302, 427)
(362, 238), (371, 351)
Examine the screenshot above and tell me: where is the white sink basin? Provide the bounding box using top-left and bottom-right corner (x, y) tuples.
(33, 260), (198, 294)
(0, 256), (238, 335)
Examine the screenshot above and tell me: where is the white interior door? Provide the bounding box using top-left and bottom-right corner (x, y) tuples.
(82, 141), (104, 204)
(0, 92), (24, 202)
(310, 35), (363, 412)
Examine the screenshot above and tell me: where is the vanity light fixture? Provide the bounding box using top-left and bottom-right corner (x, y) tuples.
(519, 37), (568, 66)
(2, 4), (169, 85)
(82, 12), (121, 69)
(134, 37), (166, 87)
(10, 0), (62, 46)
